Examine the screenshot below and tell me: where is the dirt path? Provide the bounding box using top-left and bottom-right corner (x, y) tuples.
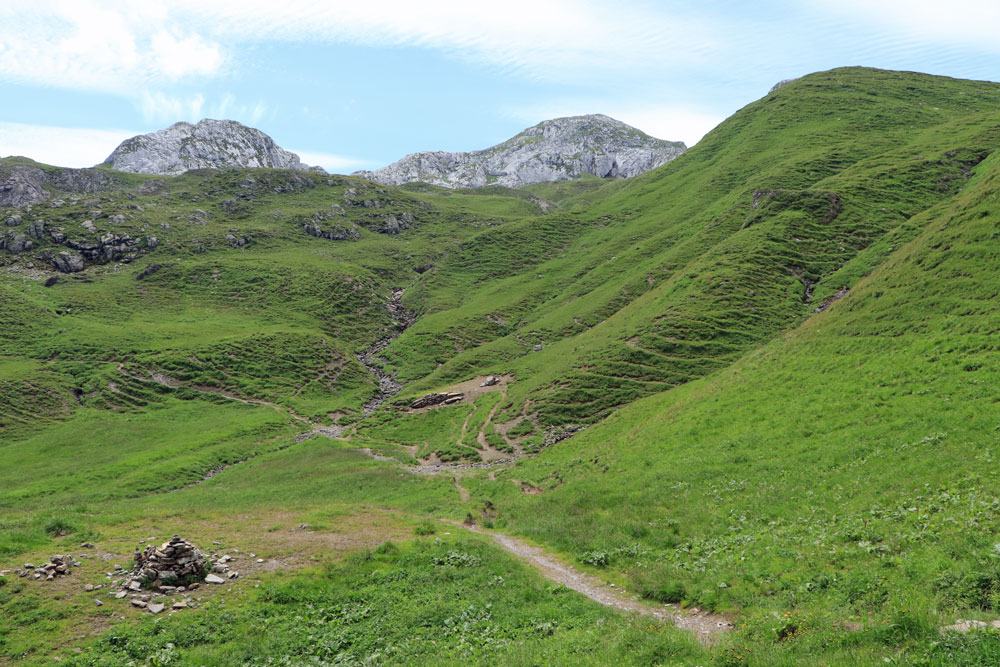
(462, 523), (732, 643)
(453, 477), (470, 501)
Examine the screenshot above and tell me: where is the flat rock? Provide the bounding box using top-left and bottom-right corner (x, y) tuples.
(942, 619), (1000, 633)
(204, 574), (225, 584)
(148, 603), (165, 614)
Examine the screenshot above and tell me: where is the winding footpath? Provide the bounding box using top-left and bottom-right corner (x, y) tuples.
(460, 522), (733, 643)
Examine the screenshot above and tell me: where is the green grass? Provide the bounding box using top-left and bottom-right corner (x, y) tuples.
(479, 148), (1000, 664)
(5, 66), (1000, 664)
(62, 534), (705, 666)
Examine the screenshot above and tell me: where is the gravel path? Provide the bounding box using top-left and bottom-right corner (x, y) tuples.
(462, 523), (733, 643)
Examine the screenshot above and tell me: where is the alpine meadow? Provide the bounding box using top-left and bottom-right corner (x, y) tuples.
(4, 65), (1000, 666)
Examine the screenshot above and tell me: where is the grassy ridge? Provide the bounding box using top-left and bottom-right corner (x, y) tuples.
(483, 149), (1000, 663)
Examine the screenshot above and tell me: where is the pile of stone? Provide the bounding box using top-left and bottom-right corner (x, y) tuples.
(411, 392), (463, 409)
(123, 535), (207, 590)
(13, 554), (79, 580)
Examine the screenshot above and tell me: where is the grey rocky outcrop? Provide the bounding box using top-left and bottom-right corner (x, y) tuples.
(102, 119), (317, 175)
(411, 392), (464, 409)
(51, 251), (85, 273)
(0, 164), (121, 208)
(770, 78), (799, 93)
(354, 114), (686, 189)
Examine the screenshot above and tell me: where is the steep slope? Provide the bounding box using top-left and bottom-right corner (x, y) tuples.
(372, 68), (1000, 444)
(489, 146), (1000, 664)
(354, 114), (686, 188)
(102, 119), (315, 175)
(6, 66), (1000, 664)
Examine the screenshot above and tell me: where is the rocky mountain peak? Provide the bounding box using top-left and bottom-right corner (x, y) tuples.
(354, 114), (686, 189)
(102, 119), (316, 175)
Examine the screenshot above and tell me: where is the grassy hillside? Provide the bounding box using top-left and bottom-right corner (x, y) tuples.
(3, 67), (1000, 664)
(482, 146), (1000, 664)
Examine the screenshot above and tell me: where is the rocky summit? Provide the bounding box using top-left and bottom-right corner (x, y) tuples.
(354, 114), (686, 189)
(102, 119), (317, 176)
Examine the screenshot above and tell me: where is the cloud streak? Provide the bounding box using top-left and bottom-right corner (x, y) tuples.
(0, 0), (714, 94)
(0, 121), (137, 167)
(290, 149), (378, 173)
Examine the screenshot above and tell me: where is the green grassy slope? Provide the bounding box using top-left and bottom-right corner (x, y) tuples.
(4, 66), (1000, 664)
(380, 68), (1000, 435)
(484, 148), (1000, 664)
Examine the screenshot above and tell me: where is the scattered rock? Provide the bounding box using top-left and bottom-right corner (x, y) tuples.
(204, 574), (225, 584)
(480, 376), (500, 387)
(411, 392), (464, 409)
(148, 603), (165, 614)
(130, 599), (147, 608)
(28, 555), (74, 581)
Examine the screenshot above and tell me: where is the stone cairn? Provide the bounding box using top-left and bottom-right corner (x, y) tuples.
(123, 535), (207, 591)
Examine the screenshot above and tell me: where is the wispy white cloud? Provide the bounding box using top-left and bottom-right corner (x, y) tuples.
(139, 91), (206, 123)
(0, 0), (715, 94)
(138, 91), (271, 126)
(291, 149), (378, 173)
(810, 0), (1000, 53)
(0, 1), (225, 94)
(0, 121), (137, 167)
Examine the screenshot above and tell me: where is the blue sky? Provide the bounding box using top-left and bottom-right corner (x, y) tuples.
(1, 0), (998, 172)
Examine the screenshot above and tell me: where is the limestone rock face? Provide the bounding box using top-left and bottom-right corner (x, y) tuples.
(102, 119), (316, 175)
(0, 164), (120, 208)
(354, 114), (686, 189)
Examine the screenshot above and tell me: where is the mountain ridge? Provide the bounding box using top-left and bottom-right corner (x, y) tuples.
(101, 118), (317, 175)
(354, 113), (686, 188)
